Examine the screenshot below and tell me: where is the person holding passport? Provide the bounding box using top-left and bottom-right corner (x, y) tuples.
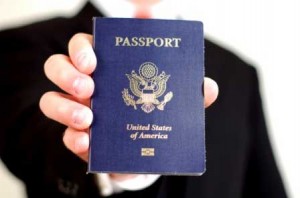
(0, 0), (287, 197)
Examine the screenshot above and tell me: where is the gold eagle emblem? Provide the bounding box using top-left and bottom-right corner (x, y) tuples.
(122, 62), (173, 113)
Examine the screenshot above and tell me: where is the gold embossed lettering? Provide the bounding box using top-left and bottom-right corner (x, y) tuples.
(154, 38), (164, 47)
(115, 36), (181, 48)
(131, 37), (138, 46)
(164, 38), (173, 47)
(138, 37), (146, 46)
(146, 37), (154, 46)
(123, 37), (131, 46)
(173, 38), (181, 48)
(115, 37), (123, 46)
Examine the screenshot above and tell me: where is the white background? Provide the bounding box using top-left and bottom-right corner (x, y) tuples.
(0, 0), (299, 197)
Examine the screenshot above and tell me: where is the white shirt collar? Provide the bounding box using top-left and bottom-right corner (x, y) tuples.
(90, 0), (180, 19)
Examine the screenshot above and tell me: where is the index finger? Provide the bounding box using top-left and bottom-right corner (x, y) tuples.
(68, 33), (97, 75)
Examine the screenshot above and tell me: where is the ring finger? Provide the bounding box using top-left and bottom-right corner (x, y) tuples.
(39, 91), (93, 130)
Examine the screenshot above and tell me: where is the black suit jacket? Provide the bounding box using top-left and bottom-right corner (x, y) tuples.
(0, 3), (287, 198)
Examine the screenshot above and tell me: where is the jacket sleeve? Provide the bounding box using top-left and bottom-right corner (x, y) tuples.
(242, 68), (288, 198)
(0, 28), (62, 182)
(1, 20), (108, 197)
(0, 27), (90, 189)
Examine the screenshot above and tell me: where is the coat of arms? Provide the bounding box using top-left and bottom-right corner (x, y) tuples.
(122, 62), (173, 113)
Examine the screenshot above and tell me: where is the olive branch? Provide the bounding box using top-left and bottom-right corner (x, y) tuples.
(122, 89), (137, 110)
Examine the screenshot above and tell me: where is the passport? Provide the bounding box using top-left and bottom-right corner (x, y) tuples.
(89, 18), (205, 175)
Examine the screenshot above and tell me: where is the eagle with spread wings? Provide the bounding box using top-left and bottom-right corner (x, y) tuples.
(122, 62), (173, 113)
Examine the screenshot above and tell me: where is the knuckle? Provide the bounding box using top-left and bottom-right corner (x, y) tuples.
(63, 128), (72, 151)
(39, 92), (52, 107)
(44, 54), (67, 73)
(45, 54), (63, 66)
(69, 33), (92, 50)
(57, 67), (69, 83)
(39, 93), (48, 112)
(55, 100), (69, 116)
(39, 92), (55, 116)
(69, 33), (86, 47)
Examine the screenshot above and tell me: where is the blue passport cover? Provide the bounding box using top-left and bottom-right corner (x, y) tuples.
(89, 18), (205, 175)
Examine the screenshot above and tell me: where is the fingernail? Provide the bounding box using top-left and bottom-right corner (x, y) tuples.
(72, 109), (93, 127)
(73, 77), (86, 95)
(77, 52), (90, 69)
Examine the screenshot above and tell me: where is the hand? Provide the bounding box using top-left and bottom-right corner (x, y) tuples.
(39, 33), (219, 179)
